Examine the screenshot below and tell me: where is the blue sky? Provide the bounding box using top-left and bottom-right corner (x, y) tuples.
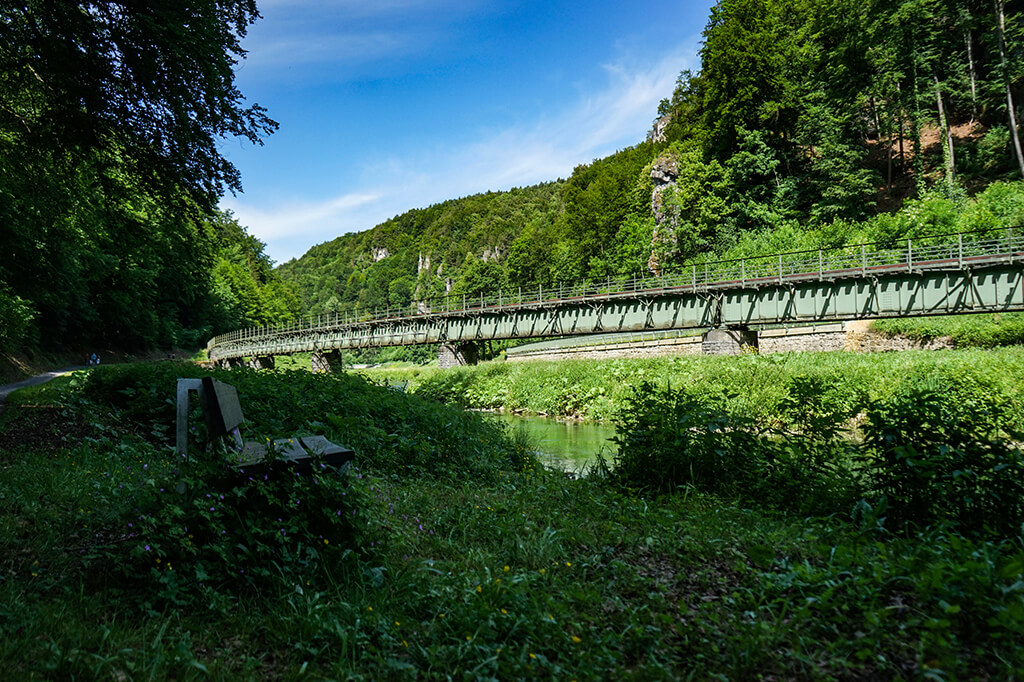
(219, 0), (717, 265)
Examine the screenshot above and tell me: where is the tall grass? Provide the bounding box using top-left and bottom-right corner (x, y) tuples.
(410, 348), (1024, 429)
(1, 361), (1022, 678)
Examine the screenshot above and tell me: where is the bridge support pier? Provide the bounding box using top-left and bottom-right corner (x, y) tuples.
(248, 355), (275, 370)
(219, 358), (246, 369)
(702, 328), (758, 355)
(311, 350), (344, 373)
(438, 342), (478, 369)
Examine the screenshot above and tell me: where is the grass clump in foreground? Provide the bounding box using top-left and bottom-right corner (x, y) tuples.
(1, 361), (1023, 679)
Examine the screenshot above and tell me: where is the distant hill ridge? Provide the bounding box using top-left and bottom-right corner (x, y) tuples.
(278, 0), (1024, 319)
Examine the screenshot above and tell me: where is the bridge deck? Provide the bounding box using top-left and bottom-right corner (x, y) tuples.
(208, 228), (1024, 361)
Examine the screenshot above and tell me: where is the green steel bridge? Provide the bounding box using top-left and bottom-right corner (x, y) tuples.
(207, 227), (1024, 368)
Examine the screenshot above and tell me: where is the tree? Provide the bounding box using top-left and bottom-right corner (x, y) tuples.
(994, 0), (1024, 177)
(0, 0), (277, 204)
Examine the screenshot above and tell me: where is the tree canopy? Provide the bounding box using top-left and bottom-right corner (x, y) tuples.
(0, 1), (290, 355)
(0, 0), (276, 202)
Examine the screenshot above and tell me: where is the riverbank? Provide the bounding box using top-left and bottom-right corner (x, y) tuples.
(1, 362), (1021, 678)
(362, 347), (1024, 430)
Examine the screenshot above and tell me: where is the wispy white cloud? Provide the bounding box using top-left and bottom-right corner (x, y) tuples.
(240, 0), (482, 72)
(221, 192), (382, 241)
(227, 44), (696, 264)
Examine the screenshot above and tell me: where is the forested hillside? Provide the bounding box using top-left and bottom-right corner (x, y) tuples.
(280, 0), (1024, 316)
(0, 2), (297, 356)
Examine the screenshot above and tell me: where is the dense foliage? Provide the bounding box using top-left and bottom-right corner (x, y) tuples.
(406, 347), (1024, 425)
(2, 359), (1023, 678)
(279, 0), (1024, 325)
(0, 2), (294, 355)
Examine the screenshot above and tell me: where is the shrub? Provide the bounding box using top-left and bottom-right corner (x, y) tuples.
(860, 379), (1024, 536)
(0, 284), (35, 353)
(611, 383), (859, 515)
(118, 448), (361, 607)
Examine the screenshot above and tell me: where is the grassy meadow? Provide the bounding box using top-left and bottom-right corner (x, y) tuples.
(0, 354), (1022, 679)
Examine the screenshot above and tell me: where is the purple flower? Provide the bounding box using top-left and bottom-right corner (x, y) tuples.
(144, 545), (151, 551)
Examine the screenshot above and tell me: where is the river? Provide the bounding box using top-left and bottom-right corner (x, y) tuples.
(491, 413), (618, 473)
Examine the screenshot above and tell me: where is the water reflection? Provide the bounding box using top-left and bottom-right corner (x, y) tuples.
(491, 413), (618, 473)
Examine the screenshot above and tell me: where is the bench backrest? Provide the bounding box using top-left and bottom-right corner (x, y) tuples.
(175, 377), (246, 456)
(200, 377), (245, 438)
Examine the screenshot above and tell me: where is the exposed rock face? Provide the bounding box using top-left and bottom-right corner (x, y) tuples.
(648, 154), (680, 276)
(481, 247), (503, 262)
(371, 246), (390, 262)
(417, 252), (431, 273)
(648, 114), (671, 143)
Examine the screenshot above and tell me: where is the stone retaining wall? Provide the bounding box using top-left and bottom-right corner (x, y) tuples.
(758, 324), (847, 354)
(508, 321), (955, 362)
(509, 335), (702, 362)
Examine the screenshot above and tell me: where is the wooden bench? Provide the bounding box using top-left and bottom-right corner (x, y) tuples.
(175, 377), (354, 475)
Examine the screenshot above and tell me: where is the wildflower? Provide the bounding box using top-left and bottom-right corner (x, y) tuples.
(503, 565), (510, 572)
(571, 635), (581, 643)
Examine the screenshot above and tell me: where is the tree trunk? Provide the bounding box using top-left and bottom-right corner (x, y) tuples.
(965, 30), (978, 119)
(884, 104), (894, 191)
(911, 63), (924, 195)
(935, 76), (956, 186)
(996, 0), (1024, 178)
(896, 83), (905, 167)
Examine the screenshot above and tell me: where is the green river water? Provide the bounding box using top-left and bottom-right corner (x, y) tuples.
(491, 413), (618, 473)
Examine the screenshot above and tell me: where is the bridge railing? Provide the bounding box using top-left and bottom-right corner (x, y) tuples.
(208, 226), (1022, 351)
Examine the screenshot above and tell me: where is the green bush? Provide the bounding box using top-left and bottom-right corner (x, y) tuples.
(611, 383), (859, 515)
(860, 379), (1024, 536)
(0, 284), (35, 353)
(78, 363), (535, 482)
(118, 447), (360, 607)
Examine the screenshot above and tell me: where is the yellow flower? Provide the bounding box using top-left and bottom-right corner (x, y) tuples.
(571, 635), (582, 643)
(368, 606), (373, 612)
(476, 585), (482, 593)
(500, 609), (507, 615)
(529, 653), (536, 659)
(503, 565), (510, 572)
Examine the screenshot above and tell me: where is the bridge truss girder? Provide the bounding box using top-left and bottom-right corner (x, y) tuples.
(208, 263), (1023, 363)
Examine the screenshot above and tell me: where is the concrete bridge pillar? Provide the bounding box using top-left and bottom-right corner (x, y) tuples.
(702, 328), (758, 355)
(248, 355), (275, 370)
(438, 342), (478, 369)
(311, 350), (344, 373)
